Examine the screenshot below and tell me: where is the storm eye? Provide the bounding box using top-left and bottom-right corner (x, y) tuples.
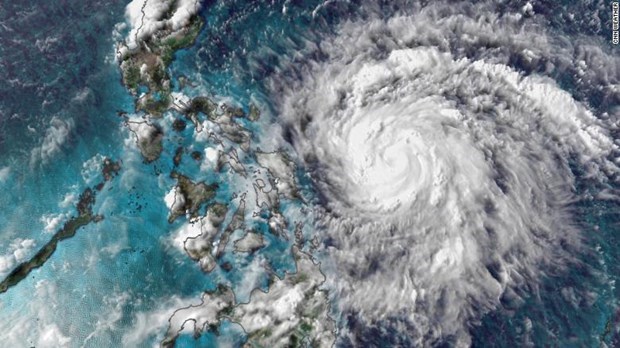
(273, 21), (618, 344)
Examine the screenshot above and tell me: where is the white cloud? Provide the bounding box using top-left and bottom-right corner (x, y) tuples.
(122, 296), (194, 346)
(37, 324), (71, 348)
(40, 213), (67, 234)
(82, 292), (131, 347)
(0, 238), (36, 276)
(59, 192), (78, 209)
(81, 154), (105, 185)
(122, 0), (202, 52)
(270, 6), (619, 344)
(0, 167), (10, 183)
(0, 280), (71, 348)
(30, 117), (74, 167)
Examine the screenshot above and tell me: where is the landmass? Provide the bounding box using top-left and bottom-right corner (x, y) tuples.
(0, 158), (121, 294)
(114, 1), (336, 346)
(161, 247), (335, 348)
(233, 230), (265, 254)
(168, 172), (218, 223)
(183, 203), (228, 273)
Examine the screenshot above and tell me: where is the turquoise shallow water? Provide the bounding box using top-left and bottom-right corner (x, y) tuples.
(0, 0), (224, 344)
(0, 0), (618, 346)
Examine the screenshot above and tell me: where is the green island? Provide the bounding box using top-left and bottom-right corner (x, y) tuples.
(115, 4), (335, 347)
(168, 171), (218, 223)
(0, 159), (121, 294)
(120, 15), (203, 116)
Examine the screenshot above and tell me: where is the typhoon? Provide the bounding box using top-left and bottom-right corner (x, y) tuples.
(0, 0), (619, 347)
(269, 2), (620, 346)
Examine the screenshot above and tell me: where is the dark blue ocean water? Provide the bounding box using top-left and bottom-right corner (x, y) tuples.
(0, 0), (618, 346)
(178, 2), (620, 345)
(0, 1), (222, 345)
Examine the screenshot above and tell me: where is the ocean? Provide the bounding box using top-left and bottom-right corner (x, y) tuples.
(0, 0), (618, 346)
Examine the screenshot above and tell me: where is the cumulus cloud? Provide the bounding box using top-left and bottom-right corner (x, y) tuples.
(123, 0), (201, 51)
(30, 116), (74, 167)
(59, 192), (78, 209)
(37, 324), (72, 348)
(81, 154), (105, 185)
(0, 166), (10, 183)
(270, 5), (619, 345)
(0, 280), (72, 348)
(0, 238), (36, 277)
(40, 213), (68, 234)
(122, 295), (193, 346)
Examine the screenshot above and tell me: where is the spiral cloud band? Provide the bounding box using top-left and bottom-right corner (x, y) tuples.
(270, 6), (619, 346)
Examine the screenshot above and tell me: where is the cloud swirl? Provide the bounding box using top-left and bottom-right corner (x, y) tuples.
(270, 6), (619, 346)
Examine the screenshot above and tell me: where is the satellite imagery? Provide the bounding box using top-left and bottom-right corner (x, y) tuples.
(0, 0), (619, 347)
